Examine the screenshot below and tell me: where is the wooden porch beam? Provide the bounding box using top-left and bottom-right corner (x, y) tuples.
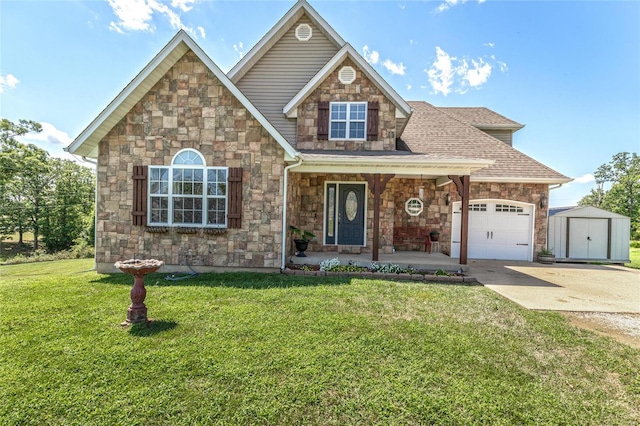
(361, 173), (394, 261)
(448, 174), (470, 265)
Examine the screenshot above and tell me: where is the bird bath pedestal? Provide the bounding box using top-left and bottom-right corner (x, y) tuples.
(114, 259), (164, 326)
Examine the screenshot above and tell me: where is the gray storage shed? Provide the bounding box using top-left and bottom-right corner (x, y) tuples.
(548, 206), (630, 263)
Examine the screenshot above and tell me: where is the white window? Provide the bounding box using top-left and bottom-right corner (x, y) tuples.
(405, 198), (423, 216)
(149, 149), (228, 227)
(330, 102), (366, 140)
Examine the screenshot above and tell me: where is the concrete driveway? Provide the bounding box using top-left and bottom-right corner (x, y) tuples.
(468, 260), (640, 313)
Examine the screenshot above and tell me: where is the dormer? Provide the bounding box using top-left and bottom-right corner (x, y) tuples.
(439, 107), (524, 146)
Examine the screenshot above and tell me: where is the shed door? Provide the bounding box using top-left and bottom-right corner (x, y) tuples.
(568, 218), (608, 259)
(452, 201), (533, 261)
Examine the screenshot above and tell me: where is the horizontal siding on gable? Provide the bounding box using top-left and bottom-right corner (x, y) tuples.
(236, 15), (339, 145)
(483, 129), (513, 146)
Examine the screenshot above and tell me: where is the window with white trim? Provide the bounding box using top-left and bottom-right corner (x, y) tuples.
(148, 149), (228, 227)
(330, 102), (366, 140)
(495, 204), (524, 213)
(405, 198), (423, 216)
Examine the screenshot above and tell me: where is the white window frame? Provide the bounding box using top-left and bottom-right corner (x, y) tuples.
(148, 149), (228, 228)
(405, 198), (423, 216)
(329, 102), (367, 140)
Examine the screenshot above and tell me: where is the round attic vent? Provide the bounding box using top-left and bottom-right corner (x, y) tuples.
(295, 23), (313, 41)
(338, 66), (356, 84)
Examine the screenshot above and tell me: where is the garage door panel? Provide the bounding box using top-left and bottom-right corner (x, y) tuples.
(451, 201), (533, 261)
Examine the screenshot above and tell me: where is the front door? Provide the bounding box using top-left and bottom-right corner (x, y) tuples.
(325, 183), (366, 246)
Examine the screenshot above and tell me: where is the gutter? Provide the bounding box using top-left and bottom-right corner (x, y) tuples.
(281, 157), (303, 270)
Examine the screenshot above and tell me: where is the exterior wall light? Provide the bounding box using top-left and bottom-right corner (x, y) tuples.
(540, 193), (547, 209)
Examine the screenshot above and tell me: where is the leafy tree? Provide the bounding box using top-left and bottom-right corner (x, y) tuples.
(579, 152), (640, 239)
(0, 119), (44, 241)
(42, 159), (95, 252)
(0, 119), (42, 184)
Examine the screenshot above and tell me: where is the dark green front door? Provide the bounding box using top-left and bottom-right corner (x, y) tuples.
(337, 184), (365, 245)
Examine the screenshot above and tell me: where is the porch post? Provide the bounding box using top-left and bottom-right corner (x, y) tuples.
(449, 175), (470, 265)
(361, 173), (394, 261)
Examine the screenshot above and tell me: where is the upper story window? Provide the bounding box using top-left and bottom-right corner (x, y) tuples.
(148, 149), (228, 227)
(330, 102), (366, 140)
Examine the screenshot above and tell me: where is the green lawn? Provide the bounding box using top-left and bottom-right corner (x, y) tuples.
(627, 246), (640, 269)
(1, 260), (638, 425)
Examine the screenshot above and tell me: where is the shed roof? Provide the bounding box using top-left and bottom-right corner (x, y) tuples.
(552, 206), (630, 219)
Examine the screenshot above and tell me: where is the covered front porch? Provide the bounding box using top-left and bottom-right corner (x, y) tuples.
(287, 250), (467, 273)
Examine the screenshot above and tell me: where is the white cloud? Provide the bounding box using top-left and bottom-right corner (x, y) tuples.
(434, 0), (485, 14)
(406, 84), (412, 90)
(459, 58), (492, 88)
(0, 73), (19, 93)
(425, 46), (506, 95)
(572, 173), (596, 184)
(171, 0), (194, 12)
(107, 0), (201, 38)
(20, 122), (72, 147)
(382, 59), (406, 76)
(484, 42), (494, 48)
(233, 42), (245, 58)
(362, 45), (379, 65)
(197, 26), (206, 39)
(425, 46), (455, 95)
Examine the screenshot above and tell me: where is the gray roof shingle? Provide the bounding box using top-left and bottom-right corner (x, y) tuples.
(438, 107), (524, 129)
(400, 101), (571, 182)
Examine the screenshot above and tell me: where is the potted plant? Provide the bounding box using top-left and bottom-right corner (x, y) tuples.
(537, 247), (555, 264)
(289, 225), (317, 257)
(429, 230), (440, 242)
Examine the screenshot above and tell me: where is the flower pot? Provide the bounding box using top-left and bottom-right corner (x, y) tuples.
(429, 233), (440, 242)
(294, 239), (309, 257)
(537, 254), (555, 265)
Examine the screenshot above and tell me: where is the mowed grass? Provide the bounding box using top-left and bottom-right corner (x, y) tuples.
(1, 260), (639, 425)
(627, 246), (640, 269)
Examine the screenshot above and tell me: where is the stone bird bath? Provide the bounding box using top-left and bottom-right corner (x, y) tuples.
(114, 259), (164, 326)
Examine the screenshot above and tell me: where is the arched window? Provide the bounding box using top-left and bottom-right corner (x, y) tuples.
(148, 149), (228, 227)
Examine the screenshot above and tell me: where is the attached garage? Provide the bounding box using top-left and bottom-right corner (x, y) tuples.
(548, 206), (630, 263)
(451, 199), (535, 261)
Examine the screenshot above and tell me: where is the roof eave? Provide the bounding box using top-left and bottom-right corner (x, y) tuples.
(470, 176), (574, 184)
(227, 0), (345, 83)
(282, 44), (412, 119)
(67, 30), (299, 160)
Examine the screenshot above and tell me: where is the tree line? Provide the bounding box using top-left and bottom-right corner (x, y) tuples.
(1, 118), (95, 252)
(578, 152), (639, 240)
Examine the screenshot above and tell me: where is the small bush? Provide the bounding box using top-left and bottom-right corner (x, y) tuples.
(630, 241), (640, 249)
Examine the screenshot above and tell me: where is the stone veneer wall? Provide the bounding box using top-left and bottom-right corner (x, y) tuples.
(291, 177), (548, 257)
(296, 58), (396, 151)
(287, 174), (396, 255)
(96, 51), (285, 272)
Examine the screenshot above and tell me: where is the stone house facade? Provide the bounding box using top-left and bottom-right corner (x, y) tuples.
(68, 0), (570, 272)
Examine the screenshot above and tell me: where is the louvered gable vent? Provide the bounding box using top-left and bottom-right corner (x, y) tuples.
(338, 66), (356, 84)
(295, 23), (313, 41)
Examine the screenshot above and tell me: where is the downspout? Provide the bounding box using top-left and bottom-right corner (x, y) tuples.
(281, 157), (303, 270)
(549, 183), (564, 191)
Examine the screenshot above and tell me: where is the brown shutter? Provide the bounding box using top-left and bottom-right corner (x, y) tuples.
(317, 101), (329, 140)
(132, 165), (148, 226)
(367, 101), (379, 141)
(227, 167), (243, 229)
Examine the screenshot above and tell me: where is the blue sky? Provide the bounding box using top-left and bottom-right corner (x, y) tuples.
(1, 0), (638, 207)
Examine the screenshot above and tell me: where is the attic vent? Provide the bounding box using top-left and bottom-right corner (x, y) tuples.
(338, 66), (356, 84)
(295, 23), (313, 41)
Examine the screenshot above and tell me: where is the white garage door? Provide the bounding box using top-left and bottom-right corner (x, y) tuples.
(451, 200), (534, 261)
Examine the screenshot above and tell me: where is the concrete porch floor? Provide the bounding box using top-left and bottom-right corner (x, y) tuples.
(287, 250), (468, 273)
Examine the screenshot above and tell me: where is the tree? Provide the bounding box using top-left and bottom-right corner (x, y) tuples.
(0, 119), (42, 184)
(579, 152), (640, 239)
(42, 159), (95, 252)
(0, 119), (44, 241)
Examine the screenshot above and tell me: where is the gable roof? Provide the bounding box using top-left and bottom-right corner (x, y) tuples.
(228, 0), (345, 83)
(282, 44), (412, 119)
(66, 30), (298, 159)
(401, 101), (571, 184)
(552, 206), (630, 219)
(439, 107), (524, 131)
